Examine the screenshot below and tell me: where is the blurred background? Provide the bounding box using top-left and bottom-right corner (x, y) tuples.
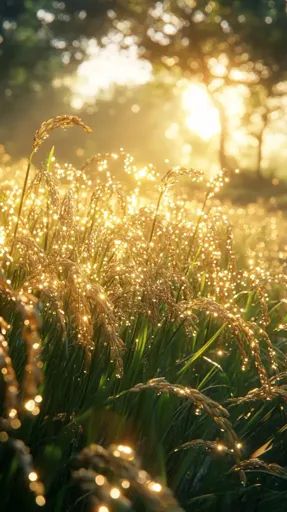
(1, 0), (287, 183)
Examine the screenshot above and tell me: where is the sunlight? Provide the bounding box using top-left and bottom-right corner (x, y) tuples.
(182, 83), (220, 140)
(69, 36), (152, 109)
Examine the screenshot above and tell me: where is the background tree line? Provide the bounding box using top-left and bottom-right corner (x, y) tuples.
(1, 0), (287, 175)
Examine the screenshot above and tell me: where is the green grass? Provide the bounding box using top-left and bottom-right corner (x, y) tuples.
(1, 117), (287, 511)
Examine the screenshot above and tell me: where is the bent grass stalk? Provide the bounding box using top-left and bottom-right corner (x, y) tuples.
(1, 120), (287, 509)
(10, 115), (92, 255)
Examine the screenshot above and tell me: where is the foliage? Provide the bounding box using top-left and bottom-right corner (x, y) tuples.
(2, 1), (287, 171)
(1, 118), (287, 510)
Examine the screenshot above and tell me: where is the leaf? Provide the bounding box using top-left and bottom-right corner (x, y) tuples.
(177, 323), (226, 377)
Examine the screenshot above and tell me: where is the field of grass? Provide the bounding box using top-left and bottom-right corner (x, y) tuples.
(1, 116), (287, 511)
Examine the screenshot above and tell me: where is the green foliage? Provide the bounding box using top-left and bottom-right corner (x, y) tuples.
(1, 121), (287, 510)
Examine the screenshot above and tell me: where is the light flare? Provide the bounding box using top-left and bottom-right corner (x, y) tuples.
(182, 83), (220, 140)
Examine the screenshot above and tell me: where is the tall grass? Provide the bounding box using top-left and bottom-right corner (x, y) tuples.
(1, 117), (287, 511)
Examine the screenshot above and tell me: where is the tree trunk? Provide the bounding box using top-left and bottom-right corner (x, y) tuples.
(199, 54), (230, 170)
(218, 105), (228, 170)
(211, 94), (229, 170)
(256, 111), (268, 179)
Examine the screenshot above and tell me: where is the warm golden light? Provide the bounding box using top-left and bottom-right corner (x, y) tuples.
(147, 481), (162, 493)
(35, 496), (46, 507)
(95, 474), (106, 486)
(28, 472), (38, 482)
(182, 83), (220, 140)
(98, 506), (109, 512)
(65, 37), (152, 109)
(110, 487), (121, 499)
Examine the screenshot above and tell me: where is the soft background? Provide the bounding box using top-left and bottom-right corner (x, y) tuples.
(1, 0), (287, 178)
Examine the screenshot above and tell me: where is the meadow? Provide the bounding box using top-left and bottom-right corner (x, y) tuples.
(1, 116), (287, 511)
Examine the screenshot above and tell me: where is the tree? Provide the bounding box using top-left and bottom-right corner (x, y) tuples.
(1, 1), (287, 171)
(243, 81), (287, 177)
(110, 0), (287, 170)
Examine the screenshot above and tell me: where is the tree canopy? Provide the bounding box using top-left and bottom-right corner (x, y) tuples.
(1, 1), (287, 171)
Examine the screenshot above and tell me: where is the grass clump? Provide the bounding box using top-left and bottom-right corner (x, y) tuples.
(1, 117), (287, 511)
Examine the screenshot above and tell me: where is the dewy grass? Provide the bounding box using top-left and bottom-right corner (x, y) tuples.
(1, 117), (287, 511)
(10, 116), (92, 257)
